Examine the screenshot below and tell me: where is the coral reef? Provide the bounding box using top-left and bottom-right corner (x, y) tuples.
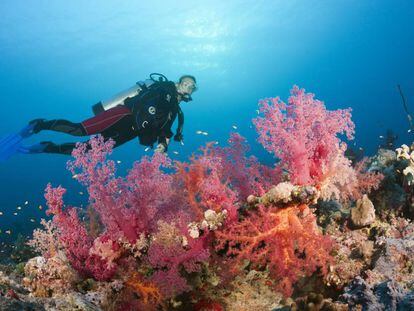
(23, 251), (80, 297)
(1, 86), (413, 310)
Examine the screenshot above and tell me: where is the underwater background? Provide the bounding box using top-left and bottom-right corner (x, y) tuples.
(1, 0), (413, 249)
(0, 0), (413, 303)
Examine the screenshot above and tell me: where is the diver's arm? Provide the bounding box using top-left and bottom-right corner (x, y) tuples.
(174, 106), (184, 143)
(155, 116), (175, 153)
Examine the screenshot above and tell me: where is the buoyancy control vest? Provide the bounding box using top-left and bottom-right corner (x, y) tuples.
(91, 74), (184, 145)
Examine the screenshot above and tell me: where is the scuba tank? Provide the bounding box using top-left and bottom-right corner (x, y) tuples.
(91, 80), (154, 115)
(91, 73), (169, 116)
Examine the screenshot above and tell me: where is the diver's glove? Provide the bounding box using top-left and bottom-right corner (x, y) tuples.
(174, 133), (184, 145)
(154, 142), (167, 153)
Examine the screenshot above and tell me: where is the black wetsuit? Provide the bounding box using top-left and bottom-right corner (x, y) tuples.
(34, 81), (183, 154)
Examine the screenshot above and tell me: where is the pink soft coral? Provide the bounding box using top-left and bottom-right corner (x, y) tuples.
(67, 136), (175, 242)
(45, 184), (116, 280)
(147, 212), (210, 298)
(216, 133), (281, 200)
(253, 86), (355, 186)
(46, 136), (215, 298)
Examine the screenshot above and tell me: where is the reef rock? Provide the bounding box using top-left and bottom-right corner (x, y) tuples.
(52, 292), (101, 311)
(351, 194), (376, 228)
(23, 251), (81, 297)
(0, 296), (46, 311)
(340, 276), (414, 310)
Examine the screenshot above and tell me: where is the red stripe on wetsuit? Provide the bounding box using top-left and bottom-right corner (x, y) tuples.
(81, 105), (132, 135)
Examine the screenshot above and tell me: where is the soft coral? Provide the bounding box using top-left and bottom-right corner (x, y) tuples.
(45, 184), (116, 280)
(215, 203), (333, 296)
(253, 85), (355, 186)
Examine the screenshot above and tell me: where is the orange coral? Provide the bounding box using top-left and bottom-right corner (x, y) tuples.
(175, 143), (238, 221)
(215, 204), (334, 296)
(175, 160), (207, 219)
(125, 273), (162, 306)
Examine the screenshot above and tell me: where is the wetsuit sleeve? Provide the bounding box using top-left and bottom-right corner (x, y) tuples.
(157, 114), (176, 146)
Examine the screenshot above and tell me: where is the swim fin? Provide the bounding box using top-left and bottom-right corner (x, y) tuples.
(0, 124), (35, 161)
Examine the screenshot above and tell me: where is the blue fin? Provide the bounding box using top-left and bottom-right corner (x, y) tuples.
(0, 124), (35, 161)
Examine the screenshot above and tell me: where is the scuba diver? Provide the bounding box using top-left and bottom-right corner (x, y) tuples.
(0, 73), (197, 160)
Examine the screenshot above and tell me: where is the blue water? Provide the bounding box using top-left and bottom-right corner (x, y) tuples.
(0, 0), (413, 246)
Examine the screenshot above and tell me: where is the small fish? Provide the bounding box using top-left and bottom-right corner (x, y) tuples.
(196, 130), (203, 135)
(13, 212), (18, 216)
(409, 129), (412, 133)
(24, 201), (29, 205)
(173, 151), (179, 155)
(214, 141), (219, 145)
(72, 174), (78, 179)
(116, 160), (122, 164)
(379, 135), (384, 139)
(359, 147), (364, 150)
(79, 191), (84, 195)
(38, 205), (43, 210)
(0, 212), (3, 216)
(256, 109), (260, 114)
(30, 219), (35, 223)
(17, 206), (22, 210)
(202, 131), (209, 136)
(5, 230), (11, 235)
(232, 125), (238, 129)
(145, 147), (150, 152)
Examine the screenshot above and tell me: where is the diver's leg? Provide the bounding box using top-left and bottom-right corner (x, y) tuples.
(19, 141), (79, 155)
(30, 105), (131, 137)
(43, 142), (78, 155)
(39, 125), (136, 155)
(30, 119), (86, 136)
(22, 113), (137, 155)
